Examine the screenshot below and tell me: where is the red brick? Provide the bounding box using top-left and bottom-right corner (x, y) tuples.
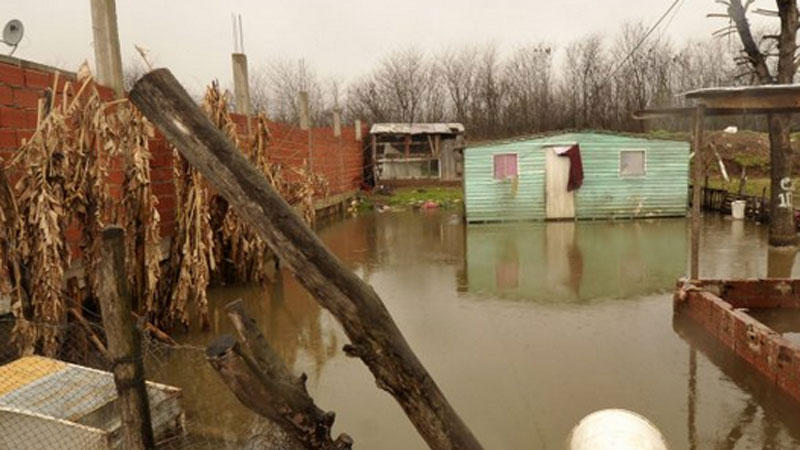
(0, 129), (16, 148)
(12, 88), (40, 109)
(0, 106), (29, 128)
(96, 85), (114, 101)
(0, 85), (12, 105)
(24, 69), (53, 89)
(149, 151), (173, 168)
(774, 341), (800, 402)
(159, 220), (174, 237)
(17, 129), (33, 145)
(151, 167), (173, 182)
(150, 181), (175, 197)
(0, 64), (25, 86)
(65, 225), (82, 243)
(108, 170), (124, 185)
(157, 195), (175, 211)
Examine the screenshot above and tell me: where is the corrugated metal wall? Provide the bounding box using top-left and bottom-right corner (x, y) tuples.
(464, 133), (689, 222)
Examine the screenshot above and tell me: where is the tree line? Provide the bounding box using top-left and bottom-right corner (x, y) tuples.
(247, 21), (748, 139)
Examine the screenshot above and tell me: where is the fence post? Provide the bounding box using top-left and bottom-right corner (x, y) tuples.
(97, 226), (155, 450)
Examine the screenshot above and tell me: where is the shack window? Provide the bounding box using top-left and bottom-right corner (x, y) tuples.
(620, 150), (646, 177)
(493, 154), (518, 180)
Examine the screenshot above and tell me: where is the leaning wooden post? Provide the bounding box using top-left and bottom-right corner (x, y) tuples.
(97, 226), (155, 450)
(205, 299), (353, 449)
(690, 106), (704, 280)
(130, 69), (483, 450)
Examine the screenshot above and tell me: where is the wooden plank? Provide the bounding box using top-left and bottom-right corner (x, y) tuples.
(129, 68), (484, 450)
(690, 106), (705, 279)
(545, 148), (575, 219)
(633, 106), (800, 120)
(97, 227), (155, 450)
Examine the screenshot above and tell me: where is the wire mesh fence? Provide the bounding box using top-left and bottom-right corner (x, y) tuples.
(0, 315), (294, 449)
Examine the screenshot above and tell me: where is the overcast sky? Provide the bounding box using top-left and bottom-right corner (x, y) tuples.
(3, 0), (775, 93)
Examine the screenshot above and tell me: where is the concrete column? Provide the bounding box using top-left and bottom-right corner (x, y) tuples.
(333, 108), (342, 137)
(231, 53), (251, 117)
(298, 91), (310, 130)
(90, 0), (124, 97)
(354, 119), (362, 142)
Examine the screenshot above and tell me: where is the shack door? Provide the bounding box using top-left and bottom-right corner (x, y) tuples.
(545, 147), (575, 219)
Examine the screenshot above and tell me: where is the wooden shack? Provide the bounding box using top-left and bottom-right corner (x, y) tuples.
(369, 123), (465, 182)
(463, 132), (689, 223)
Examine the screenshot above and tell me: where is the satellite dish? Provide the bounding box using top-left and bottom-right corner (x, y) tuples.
(2, 19), (24, 47)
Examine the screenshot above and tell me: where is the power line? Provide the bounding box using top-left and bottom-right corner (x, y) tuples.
(600, 0), (683, 87)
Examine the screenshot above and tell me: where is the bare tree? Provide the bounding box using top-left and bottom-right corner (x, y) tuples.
(721, 0), (798, 247)
(439, 46), (479, 126)
(504, 43), (554, 134)
(563, 34), (611, 129)
(249, 58), (334, 126)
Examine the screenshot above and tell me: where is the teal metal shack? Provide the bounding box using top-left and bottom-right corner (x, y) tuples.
(463, 132), (689, 223)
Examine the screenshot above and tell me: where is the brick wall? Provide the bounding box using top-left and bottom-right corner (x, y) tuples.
(0, 56), (364, 253)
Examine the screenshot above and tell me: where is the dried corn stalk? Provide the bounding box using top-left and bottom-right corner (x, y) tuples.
(9, 73), (97, 355)
(112, 107), (162, 317)
(0, 164), (23, 314)
(5, 66), (163, 354)
(203, 84), (278, 285)
(156, 145), (213, 329)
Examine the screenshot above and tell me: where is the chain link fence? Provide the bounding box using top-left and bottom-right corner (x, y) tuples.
(0, 315), (293, 449)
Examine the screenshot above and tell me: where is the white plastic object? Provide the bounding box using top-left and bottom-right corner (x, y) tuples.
(731, 200), (746, 220)
(568, 409), (668, 450)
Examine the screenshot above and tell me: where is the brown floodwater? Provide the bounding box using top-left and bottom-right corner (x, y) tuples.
(149, 212), (800, 449)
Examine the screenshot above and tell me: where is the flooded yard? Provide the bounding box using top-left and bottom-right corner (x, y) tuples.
(151, 212), (800, 449)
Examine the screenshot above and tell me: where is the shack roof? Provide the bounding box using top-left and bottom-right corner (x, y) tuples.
(465, 131), (686, 153)
(636, 84), (800, 119)
(370, 123), (465, 135)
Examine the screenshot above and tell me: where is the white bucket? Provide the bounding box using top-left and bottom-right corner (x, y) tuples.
(731, 200), (746, 220)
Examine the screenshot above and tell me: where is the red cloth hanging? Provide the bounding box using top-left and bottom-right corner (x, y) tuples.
(556, 144), (584, 191)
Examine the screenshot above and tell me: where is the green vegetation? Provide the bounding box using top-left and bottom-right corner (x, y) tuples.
(705, 177), (800, 197)
(357, 186), (463, 212)
(733, 154), (769, 168)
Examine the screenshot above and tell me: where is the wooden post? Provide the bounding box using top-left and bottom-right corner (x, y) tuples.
(371, 133), (378, 186)
(690, 106), (705, 279)
(205, 299), (353, 449)
(298, 91), (310, 130)
(90, 0), (124, 97)
(97, 226), (155, 450)
(130, 69), (484, 450)
(333, 108), (342, 138)
(354, 119), (362, 142)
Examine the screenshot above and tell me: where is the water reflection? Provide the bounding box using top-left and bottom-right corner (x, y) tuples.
(146, 279), (340, 442)
(461, 219), (687, 301)
(767, 245), (798, 278)
(674, 315), (800, 449)
(144, 212), (800, 449)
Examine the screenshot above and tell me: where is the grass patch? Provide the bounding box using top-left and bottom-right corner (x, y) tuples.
(705, 177), (800, 197)
(357, 186), (463, 212)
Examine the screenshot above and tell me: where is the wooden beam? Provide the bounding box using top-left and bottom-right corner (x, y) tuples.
(633, 106), (800, 120)
(690, 106), (705, 280)
(97, 226), (155, 450)
(129, 69), (483, 450)
(205, 299), (353, 449)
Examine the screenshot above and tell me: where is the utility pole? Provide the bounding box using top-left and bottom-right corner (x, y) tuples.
(90, 0), (124, 97)
(230, 16), (251, 116)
